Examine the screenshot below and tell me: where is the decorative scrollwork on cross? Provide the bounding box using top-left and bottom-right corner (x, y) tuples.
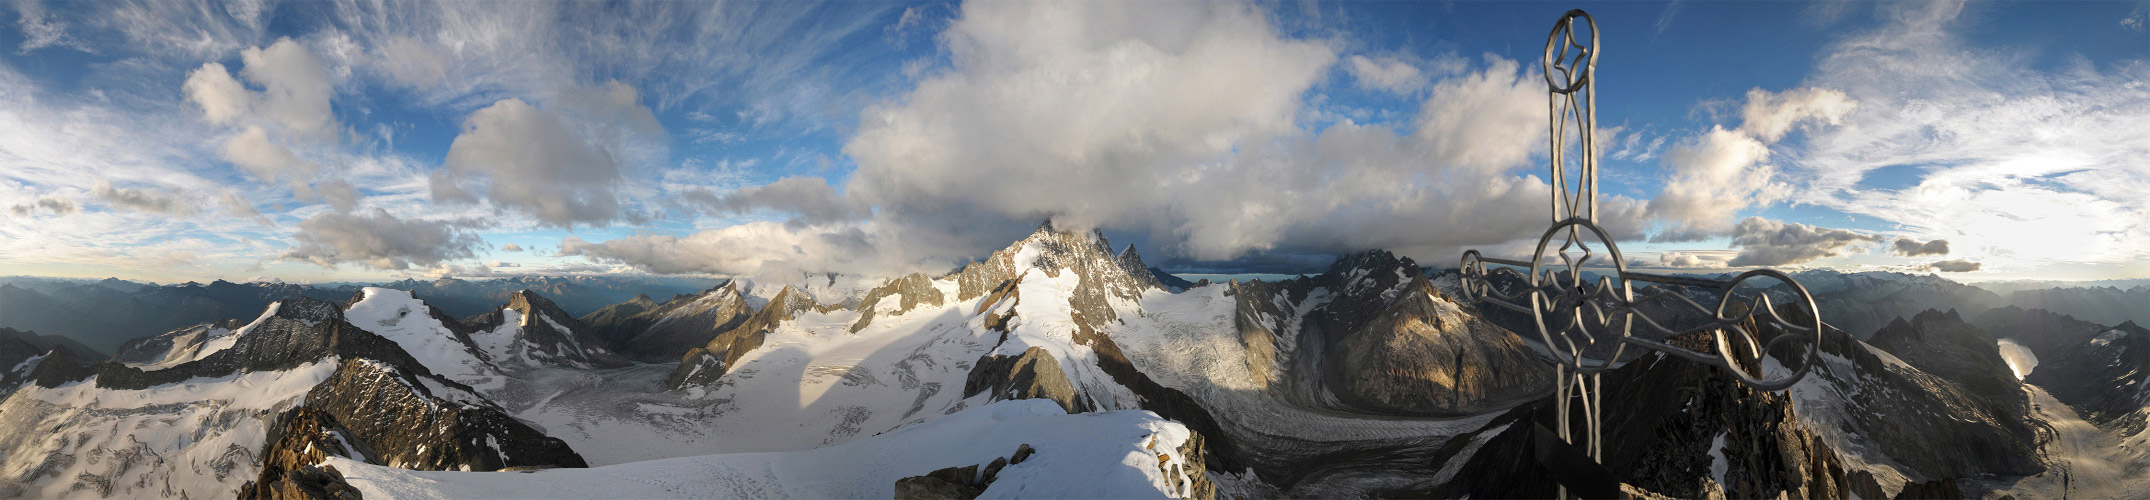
(1455, 9), (1826, 481)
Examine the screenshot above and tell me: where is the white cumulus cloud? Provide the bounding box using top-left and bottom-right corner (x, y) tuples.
(283, 209), (481, 270)
(238, 37), (339, 138)
(1346, 55), (1426, 94)
(432, 84), (662, 228)
(1726, 217), (1880, 267)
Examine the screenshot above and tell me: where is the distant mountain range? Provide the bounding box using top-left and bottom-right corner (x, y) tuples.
(0, 275), (723, 353)
(0, 231), (2146, 497)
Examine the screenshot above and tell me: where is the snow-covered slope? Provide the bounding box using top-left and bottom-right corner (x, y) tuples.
(610, 226), (1546, 495)
(344, 288), (509, 393)
(0, 360), (336, 498)
(331, 400), (1201, 499)
(0, 293), (591, 499)
(108, 302), (283, 371)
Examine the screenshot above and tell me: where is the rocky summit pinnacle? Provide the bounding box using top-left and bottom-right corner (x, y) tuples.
(465, 290), (628, 369)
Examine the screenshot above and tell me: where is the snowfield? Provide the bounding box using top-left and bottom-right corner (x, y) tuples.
(0, 360), (338, 499)
(485, 278), (998, 461)
(346, 288), (508, 393)
(331, 400), (1196, 499)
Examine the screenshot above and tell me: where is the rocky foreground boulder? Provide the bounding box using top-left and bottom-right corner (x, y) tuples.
(238, 408), (368, 500)
(964, 346), (1091, 414)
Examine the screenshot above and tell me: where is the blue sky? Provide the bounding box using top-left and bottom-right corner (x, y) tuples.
(0, 0), (2144, 284)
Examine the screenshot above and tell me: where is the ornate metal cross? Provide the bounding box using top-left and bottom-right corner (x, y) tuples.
(1456, 8), (1825, 478)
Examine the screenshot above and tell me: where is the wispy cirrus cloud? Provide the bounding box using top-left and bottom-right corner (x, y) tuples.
(1786, 1), (2150, 276)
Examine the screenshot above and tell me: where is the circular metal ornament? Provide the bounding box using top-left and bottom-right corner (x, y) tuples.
(1542, 9), (1598, 95)
(1708, 270), (1825, 391)
(1524, 217), (1632, 375)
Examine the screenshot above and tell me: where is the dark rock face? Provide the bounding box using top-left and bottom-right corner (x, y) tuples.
(1421, 407), (1561, 499)
(2025, 321), (2150, 435)
(1866, 310), (2023, 410)
(1149, 268), (1197, 292)
(1428, 350), (1854, 499)
(1975, 306), (2110, 362)
(894, 468), (985, 500)
(590, 284), (752, 363)
(892, 443), (1045, 500)
(962, 346), (1090, 413)
(577, 293), (659, 347)
(1860, 310), (2041, 477)
(0, 335), (47, 390)
(667, 286), (822, 390)
(1596, 351), (1853, 499)
(460, 290), (628, 369)
(1114, 245), (1168, 292)
(25, 344), (95, 387)
(239, 408), (371, 500)
(0, 326), (107, 364)
(1329, 278), (1553, 416)
(302, 358), (587, 471)
(238, 465), (362, 500)
(1794, 323), (2044, 480)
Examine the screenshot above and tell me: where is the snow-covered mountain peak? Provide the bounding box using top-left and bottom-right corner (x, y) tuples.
(466, 289), (626, 370)
(504, 289), (576, 326)
(958, 225), (1161, 311)
(344, 287), (508, 391)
